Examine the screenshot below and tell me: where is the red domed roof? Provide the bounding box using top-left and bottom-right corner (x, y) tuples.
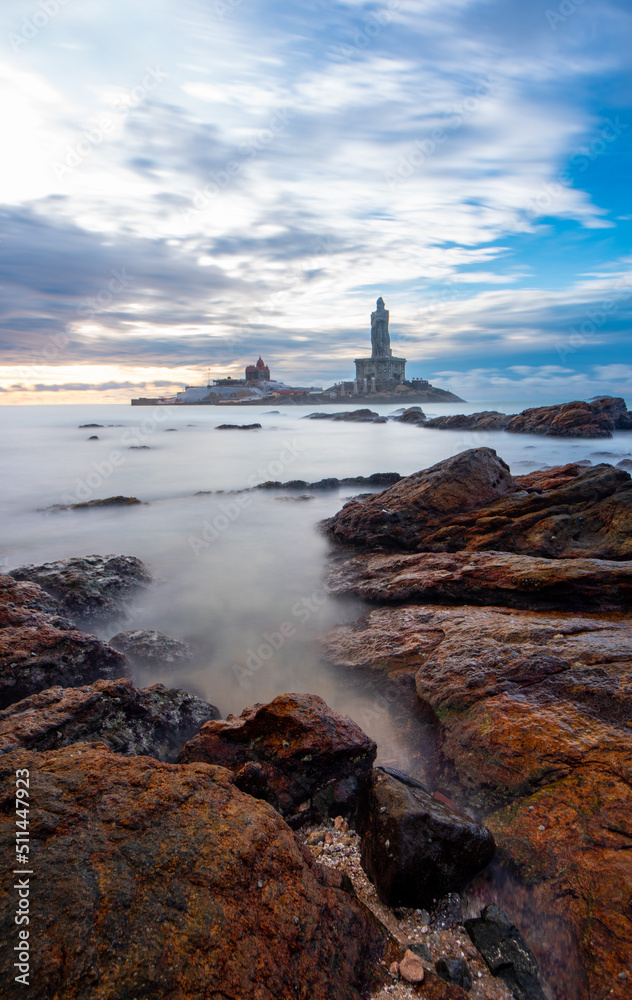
(256, 357), (268, 369)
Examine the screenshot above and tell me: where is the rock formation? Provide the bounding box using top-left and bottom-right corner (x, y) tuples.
(10, 554), (151, 624)
(322, 603), (632, 998)
(108, 629), (194, 667)
(0, 573), (125, 709)
(0, 677), (219, 760)
(178, 693), (377, 818)
(355, 767), (495, 908)
(0, 744), (392, 999)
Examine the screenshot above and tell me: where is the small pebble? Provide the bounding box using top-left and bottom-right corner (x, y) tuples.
(538, 825), (546, 831)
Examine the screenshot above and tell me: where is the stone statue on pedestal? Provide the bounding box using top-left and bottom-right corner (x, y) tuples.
(371, 297), (391, 358)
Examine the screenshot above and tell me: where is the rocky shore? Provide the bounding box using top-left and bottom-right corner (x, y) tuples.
(2, 436), (631, 999)
(321, 447), (632, 999)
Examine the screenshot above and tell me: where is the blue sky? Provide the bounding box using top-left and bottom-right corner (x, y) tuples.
(0, 0), (631, 402)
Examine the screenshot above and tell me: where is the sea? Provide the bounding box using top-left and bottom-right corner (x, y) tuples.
(2, 398), (631, 773)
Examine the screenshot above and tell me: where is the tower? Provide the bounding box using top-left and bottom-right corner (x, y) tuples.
(355, 298), (406, 392)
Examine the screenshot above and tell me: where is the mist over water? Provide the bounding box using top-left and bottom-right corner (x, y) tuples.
(2, 400), (631, 775)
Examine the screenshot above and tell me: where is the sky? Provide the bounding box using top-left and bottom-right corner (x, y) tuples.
(1, 0), (631, 404)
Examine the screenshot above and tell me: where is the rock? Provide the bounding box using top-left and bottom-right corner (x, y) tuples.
(10, 554), (151, 623)
(87, 435), (99, 439)
(322, 448), (516, 550)
(65, 496), (142, 509)
(506, 397), (632, 439)
(108, 629), (193, 667)
(395, 407), (426, 425)
(425, 411), (510, 431)
(0, 573), (126, 710)
(465, 904), (546, 1000)
(322, 602), (632, 997)
(355, 767), (495, 908)
(216, 422), (262, 429)
(129, 445), (150, 449)
(432, 892), (463, 929)
(326, 548), (632, 611)
(324, 457), (632, 560)
(305, 409), (382, 422)
(435, 957), (472, 991)
(0, 744), (392, 999)
(617, 458), (632, 469)
(178, 693), (377, 817)
(0, 677), (220, 761)
(78, 423), (103, 428)
(273, 494), (315, 502)
(399, 948), (425, 983)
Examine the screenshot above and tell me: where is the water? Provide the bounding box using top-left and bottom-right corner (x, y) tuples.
(2, 399), (631, 774)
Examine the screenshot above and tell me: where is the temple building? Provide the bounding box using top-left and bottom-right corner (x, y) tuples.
(354, 297), (406, 393)
(245, 357), (271, 382)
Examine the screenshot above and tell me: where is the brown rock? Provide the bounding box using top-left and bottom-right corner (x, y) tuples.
(425, 411), (510, 431)
(323, 456), (632, 560)
(399, 948), (425, 983)
(178, 692), (377, 816)
(322, 603), (632, 999)
(0, 574), (126, 710)
(506, 397), (632, 438)
(322, 448), (515, 550)
(0, 677), (220, 760)
(326, 548), (632, 610)
(0, 744), (391, 999)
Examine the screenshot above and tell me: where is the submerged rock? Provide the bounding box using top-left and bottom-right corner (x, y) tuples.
(355, 767), (495, 909)
(108, 629), (193, 667)
(305, 409), (382, 422)
(0, 573), (125, 710)
(465, 904), (546, 1000)
(394, 407), (427, 425)
(0, 744), (391, 999)
(10, 554), (151, 623)
(216, 422), (262, 429)
(178, 692), (376, 817)
(425, 411), (510, 431)
(0, 677), (220, 761)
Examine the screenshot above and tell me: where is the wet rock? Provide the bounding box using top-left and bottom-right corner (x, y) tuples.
(108, 629), (193, 667)
(0, 677), (220, 761)
(78, 423), (103, 428)
(56, 496), (143, 510)
(465, 904), (546, 1000)
(355, 767), (495, 908)
(617, 458), (632, 469)
(322, 448), (516, 550)
(325, 456), (632, 559)
(322, 602), (632, 997)
(432, 892), (463, 929)
(435, 957), (472, 991)
(506, 397), (632, 438)
(0, 573), (126, 710)
(178, 692), (376, 817)
(305, 408), (382, 422)
(395, 407), (427, 425)
(216, 422), (262, 429)
(273, 494), (315, 502)
(0, 744), (391, 999)
(425, 411), (510, 431)
(399, 948), (425, 983)
(326, 548), (632, 611)
(129, 445), (150, 449)
(87, 435), (99, 440)
(10, 554), (151, 624)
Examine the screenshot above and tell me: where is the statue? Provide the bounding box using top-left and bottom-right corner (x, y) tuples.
(370, 297), (391, 357)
